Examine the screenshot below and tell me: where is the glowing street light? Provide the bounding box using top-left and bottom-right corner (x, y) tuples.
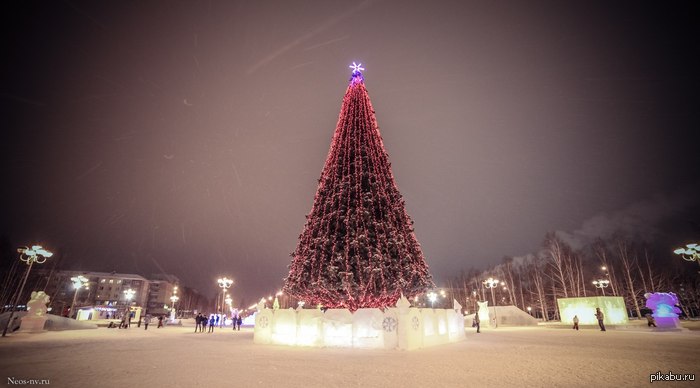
(170, 295), (179, 313)
(123, 288), (136, 304)
(527, 306), (532, 316)
(674, 243), (700, 267)
(483, 277), (500, 328)
(68, 275), (89, 319)
(427, 291), (438, 308)
(217, 277), (233, 327)
(592, 279), (610, 296)
(2, 245), (53, 337)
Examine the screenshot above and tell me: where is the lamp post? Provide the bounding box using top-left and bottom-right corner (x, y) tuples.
(68, 275), (89, 319)
(124, 288), (135, 304)
(217, 277), (233, 328)
(427, 291), (437, 308)
(2, 245), (53, 337)
(592, 279), (610, 296)
(527, 306), (532, 316)
(170, 295), (179, 320)
(674, 243), (700, 268)
(483, 277), (500, 328)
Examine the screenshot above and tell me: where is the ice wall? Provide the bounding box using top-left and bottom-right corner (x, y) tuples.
(253, 297), (465, 350)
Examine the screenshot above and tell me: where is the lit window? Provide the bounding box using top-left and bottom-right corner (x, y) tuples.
(117, 280), (122, 284)
(100, 279), (106, 283)
(109, 279), (114, 284)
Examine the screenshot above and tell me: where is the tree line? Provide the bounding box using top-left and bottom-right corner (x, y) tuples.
(446, 232), (699, 320)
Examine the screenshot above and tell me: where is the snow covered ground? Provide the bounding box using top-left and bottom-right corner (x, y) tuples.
(1, 320), (698, 387)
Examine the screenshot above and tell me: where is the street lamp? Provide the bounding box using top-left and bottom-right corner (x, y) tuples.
(2, 245), (53, 337)
(68, 275), (89, 319)
(170, 295), (179, 317)
(426, 292), (437, 308)
(217, 277), (233, 327)
(483, 277), (500, 328)
(674, 243), (700, 267)
(527, 306), (532, 316)
(123, 288), (135, 310)
(592, 279), (610, 296)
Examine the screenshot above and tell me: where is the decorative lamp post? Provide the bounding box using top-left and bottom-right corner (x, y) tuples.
(483, 277), (500, 328)
(2, 245), (53, 337)
(527, 306), (532, 316)
(674, 243), (700, 268)
(68, 275), (89, 319)
(124, 288), (135, 304)
(427, 291), (438, 308)
(592, 279), (610, 296)
(217, 277), (233, 327)
(170, 295), (179, 320)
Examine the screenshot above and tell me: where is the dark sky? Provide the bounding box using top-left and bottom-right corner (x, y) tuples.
(2, 1), (699, 304)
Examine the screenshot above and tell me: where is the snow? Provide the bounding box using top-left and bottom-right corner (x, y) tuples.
(1, 320), (698, 387)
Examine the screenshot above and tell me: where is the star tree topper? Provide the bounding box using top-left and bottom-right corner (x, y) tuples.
(349, 62), (365, 83)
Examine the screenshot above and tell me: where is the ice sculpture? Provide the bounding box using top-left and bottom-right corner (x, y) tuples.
(20, 291), (51, 333)
(645, 292), (682, 329)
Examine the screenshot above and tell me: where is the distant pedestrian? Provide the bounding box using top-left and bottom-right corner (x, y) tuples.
(474, 312), (480, 333)
(137, 316), (142, 328)
(573, 315), (579, 331)
(208, 316), (215, 333)
(144, 315), (151, 330)
(595, 308), (606, 331)
(215, 315), (220, 327)
(195, 313), (202, 333)
(646, 313), (657, 327)
(157, 315), (164, 328)
(202, 315), (207, 333)
(236, 315), (242, 330)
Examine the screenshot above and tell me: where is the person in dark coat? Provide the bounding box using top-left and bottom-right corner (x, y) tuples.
(208, 316), (215, 333)
(236, 315), (243, 330)
(595, 308), (606, 331)
(157, 315), (164, 328)
(195, 313), (202, 333)
(474, 312), (480, 333)
(646, 313), (657, 327)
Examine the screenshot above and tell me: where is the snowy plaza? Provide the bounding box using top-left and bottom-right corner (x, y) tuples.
(1, 320), (698, 387)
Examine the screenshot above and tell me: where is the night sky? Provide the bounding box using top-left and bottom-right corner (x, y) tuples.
(2, 1), (699, 303)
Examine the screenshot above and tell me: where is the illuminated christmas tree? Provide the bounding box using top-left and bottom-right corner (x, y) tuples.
(284, 63), (434, 310)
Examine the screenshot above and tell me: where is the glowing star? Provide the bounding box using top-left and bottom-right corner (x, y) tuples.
(349, 62), (364, 73)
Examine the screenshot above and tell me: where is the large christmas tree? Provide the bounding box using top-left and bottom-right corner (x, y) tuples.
(284, 64), (434, 311)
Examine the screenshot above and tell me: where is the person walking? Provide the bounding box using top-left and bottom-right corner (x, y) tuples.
(595, 308), (606, 331)
(157, 315), (164, 328)
(474, 312), (481, 333)
(236, 315), (242, 331)
(195, 313), (202, 333)
(573, 315), (579, 331)
(646, 313), (657, 327)
(201, 314), (207, 333)
(208, 315), (215, 333)
(144, 315), (151, 330)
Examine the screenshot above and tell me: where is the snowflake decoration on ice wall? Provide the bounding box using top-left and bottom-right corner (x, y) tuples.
(411, 316), (420, 331)
(382, 317), (397, 332)
(258, 316), (269, 328)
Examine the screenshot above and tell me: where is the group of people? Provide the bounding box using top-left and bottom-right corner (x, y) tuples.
(194, 313), (243, 333)
(571, 307), (606, 331)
